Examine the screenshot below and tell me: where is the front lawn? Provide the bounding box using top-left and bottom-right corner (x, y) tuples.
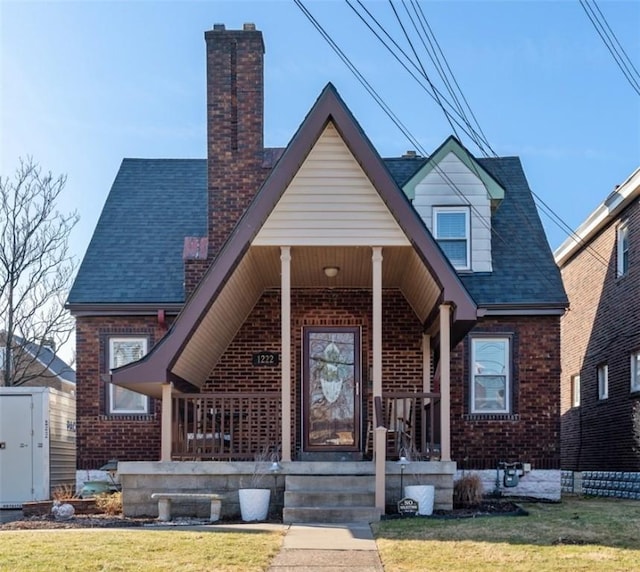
(0, 528), (283, 572)
(373, 497), (640, 571)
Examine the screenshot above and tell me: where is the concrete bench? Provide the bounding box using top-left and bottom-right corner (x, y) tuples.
(151, 492), (224, 522)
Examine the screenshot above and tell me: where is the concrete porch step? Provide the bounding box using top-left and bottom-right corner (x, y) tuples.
(285, 490), (374, 507)
(286, 474), (375, 492)
(282, 506), (382, 524)
(283, 474), (379, 523)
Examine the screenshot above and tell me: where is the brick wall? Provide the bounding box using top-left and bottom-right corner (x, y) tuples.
(205, 25), (268, 259)
(75, 316), (166, 469)
(203, 288), (424, 459)
(451, 315), (562, 470)
(77, 296), (562, 467)
(560, 197), (640, 471)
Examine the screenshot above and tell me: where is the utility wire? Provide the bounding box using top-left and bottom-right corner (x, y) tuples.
(579, 0), (640, 96)
(410, 0), (491, 150)
(296, 0), (611, 274)
(347, 0), (494, 155)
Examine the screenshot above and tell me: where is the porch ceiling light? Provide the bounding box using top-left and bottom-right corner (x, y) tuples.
(323, 266), (340, 278)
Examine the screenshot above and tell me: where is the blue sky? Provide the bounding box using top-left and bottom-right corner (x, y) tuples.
(1, 0), (639, 261)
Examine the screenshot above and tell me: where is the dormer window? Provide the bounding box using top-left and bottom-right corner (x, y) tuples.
(433, 206), (470, 270)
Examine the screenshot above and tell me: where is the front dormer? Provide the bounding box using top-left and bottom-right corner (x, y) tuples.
(403, 136), (505, 273)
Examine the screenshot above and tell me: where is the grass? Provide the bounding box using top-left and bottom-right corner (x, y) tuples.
(0, 528), (283, 572)
(373, 497), (640, 571)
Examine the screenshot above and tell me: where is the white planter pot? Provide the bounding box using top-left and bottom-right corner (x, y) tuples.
(404, 485), (435, 516)
(239, 488), (271, 521)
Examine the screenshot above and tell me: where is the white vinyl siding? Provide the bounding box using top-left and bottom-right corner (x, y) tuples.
(470, 337), (510, 414)
(253, 122), (409, 247)
(597, 364), (608, 400)
(617, 223), (629, 277)
(412, 151), (492, 272)
(109, 337), (149, 414)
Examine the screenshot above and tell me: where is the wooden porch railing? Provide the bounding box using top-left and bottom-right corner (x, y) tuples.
(171, 392), (281, 461)
(381, 391), (441, 460)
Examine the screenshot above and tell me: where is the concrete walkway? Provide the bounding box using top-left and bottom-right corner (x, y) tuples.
(267, 522), (384, 572)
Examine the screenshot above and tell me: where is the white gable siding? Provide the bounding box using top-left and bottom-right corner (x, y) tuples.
(253, 123), (410, 247)
(412, 152), (492, 272)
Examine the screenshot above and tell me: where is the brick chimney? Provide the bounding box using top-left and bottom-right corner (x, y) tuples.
(204, 23), (265, 259)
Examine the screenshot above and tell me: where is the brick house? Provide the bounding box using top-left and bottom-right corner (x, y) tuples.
(67, 24), (567, 519)
(1, 332), (75, 394)
(555, 167), (640, 498)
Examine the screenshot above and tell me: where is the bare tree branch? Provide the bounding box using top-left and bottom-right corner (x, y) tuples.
(0, 158), (78, 386)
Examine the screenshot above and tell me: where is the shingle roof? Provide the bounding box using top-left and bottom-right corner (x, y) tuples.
(68, 152), (566, 309)
(12, 335), (76, 382)
(67, 159), (207, 304)
(462, 157), (567, 306)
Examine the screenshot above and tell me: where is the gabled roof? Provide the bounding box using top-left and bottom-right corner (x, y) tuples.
(402, 136), (505, 202)
(7, 334), (75, 383)
(111, 83), (478, 395)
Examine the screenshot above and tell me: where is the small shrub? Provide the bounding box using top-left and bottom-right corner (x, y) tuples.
(95, 492), (122, 516)
(52, 484), (77, 501)
(453, 473), (484, 508)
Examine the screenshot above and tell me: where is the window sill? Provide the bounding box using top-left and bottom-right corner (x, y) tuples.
(99, 414), (156, 422)
(464, 413), (520, 422)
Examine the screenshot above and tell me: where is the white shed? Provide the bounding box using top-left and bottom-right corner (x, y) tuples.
(0, 387), (76, 508)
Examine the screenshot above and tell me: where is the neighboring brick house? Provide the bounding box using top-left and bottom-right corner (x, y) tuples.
(67, 24), (567, 517)
(1, 332), (75, 394)
(555, 167), (640, 498)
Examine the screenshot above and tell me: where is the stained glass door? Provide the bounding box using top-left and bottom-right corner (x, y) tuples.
(302, 327), (360, 452)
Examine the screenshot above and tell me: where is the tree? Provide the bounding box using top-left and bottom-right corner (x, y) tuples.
(0, 158), (79, 386)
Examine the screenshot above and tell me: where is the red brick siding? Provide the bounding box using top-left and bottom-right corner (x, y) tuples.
(203, 289), (423, 459)
(76, 299), (561, 467)
(75, 316), (165, 469)
(451, 316), (561, 470)
(205, 28), (267, 259)
(560, 197), (640, 470)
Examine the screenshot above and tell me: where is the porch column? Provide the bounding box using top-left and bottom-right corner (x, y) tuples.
(372, 246), (385, 511)
(161, 382), (173, 462)
(422, 334), (431, 393)
(439, 303), (452, 462)
(280, 246), (292, 463)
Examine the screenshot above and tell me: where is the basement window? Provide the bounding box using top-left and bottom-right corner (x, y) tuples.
(108, 337), (149, 414)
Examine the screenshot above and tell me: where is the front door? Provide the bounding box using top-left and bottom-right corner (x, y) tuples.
(302, 327), (361, 452)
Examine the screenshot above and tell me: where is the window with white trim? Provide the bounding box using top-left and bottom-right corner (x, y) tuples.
(597, 364), (608, 400)
(617, 223), (629, 277)
(471, 337), (509, 413)
(571, 374), (581, 407)
(433, 207), (470, 270)
(108, 337), (149, 414)
(631, 352), (640, 393)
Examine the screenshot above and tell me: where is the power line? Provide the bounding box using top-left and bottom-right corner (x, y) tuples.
(295, 0), (610, 274)
(579, 0), (640, 96)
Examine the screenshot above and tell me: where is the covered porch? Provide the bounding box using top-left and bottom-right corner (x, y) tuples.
(110, 91), (478, 520)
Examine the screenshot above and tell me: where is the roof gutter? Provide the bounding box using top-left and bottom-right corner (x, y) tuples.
(66, 303), (183, 317)
(554, 167), (640, 267)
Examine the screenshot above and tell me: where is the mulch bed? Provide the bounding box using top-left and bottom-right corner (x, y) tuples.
(2, 499), (530, 530)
